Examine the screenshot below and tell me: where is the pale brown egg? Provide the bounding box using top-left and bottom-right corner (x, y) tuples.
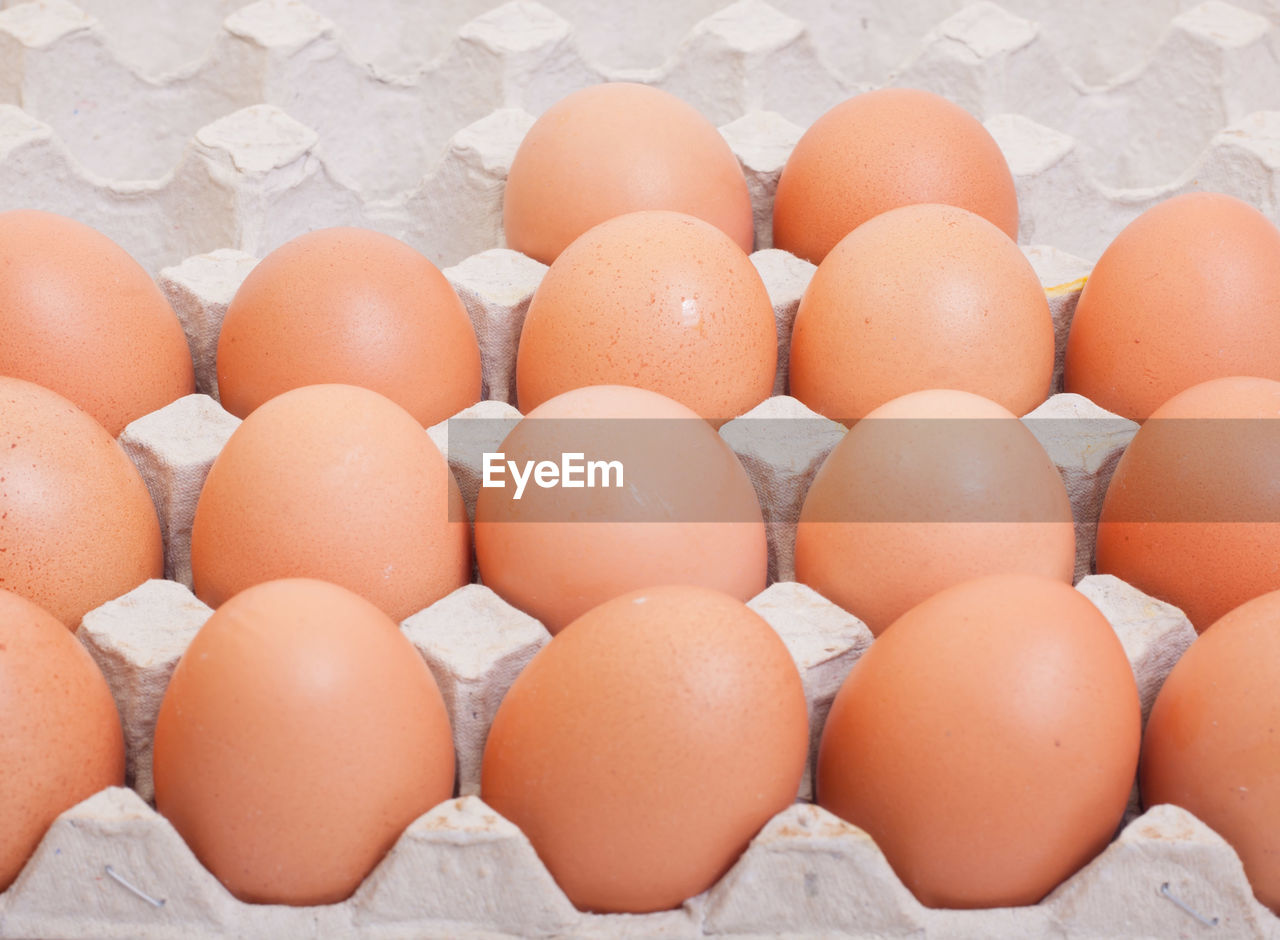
(216, 227), (481, 427)
(153, 578), (455, 905)
(190, 384), (469, 622)
(1096, 376), (1280, 632)
(818, 575), (1140, 909)
(0, 588), (124, 891)
(515, 211), (776, 423)
(1064, 193), (1280, 421)
(773, 88), (1018, 264)
(481, 585), (807, 913)
(474, 385), (766, 634)
(503, 83), (753, 264)
(1141, 588), (1280, 911)
(0, 377), (163, 626)
(795, 389), (1075, 635)
(788, 204), (1053, 423)
(0, 210), (194, 435)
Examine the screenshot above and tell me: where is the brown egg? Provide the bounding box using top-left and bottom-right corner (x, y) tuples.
(1141, 589), (1280, 911)
(0, 210), (194, 435)
(818, 575), (1140, 909)
(516, 211), (776, 423)
(474, 385), (766, 633)
(153, 578), (454, 905)
(481, 585), (807, 913)
(1096, 376), (1280, 632)
(503, 83), (753, 264)
(216, 228), (481, 426)
(1064, 193), (1280, 421)
(0, 588), (124, 891)
(795, 390), (1074, 635)
(190, 384), (469, 621)
(788, 204), (1052, 423)
(773, 88), (1018, 264)
(0, 377), (163, 626)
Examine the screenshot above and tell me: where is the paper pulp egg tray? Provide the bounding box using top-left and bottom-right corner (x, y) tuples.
(1, 0), (1279, 936)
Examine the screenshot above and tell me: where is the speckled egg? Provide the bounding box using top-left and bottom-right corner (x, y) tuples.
(190, 384), (469, 621)
(503, 83), (754, 264)
(0, 210), (194, 435)
(481, 585), (807, 913)
(773, 88), (1019, 264)
(1096, 376), (1280, 632)
(475, 385), (766, 634)
(788, 204), (1053, 423)
(795, 389), (1075, 635)
(515, 210), (776, 424)
(216, 227), (481, 426)
(153, 578), (455, 905)
(0, 588), (125, 891)
(818, 575), (1140, 909)
(1064, 193), (1280, 421)
(0, 377), (163, 626)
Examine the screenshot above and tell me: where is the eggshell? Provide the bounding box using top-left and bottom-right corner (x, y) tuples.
(0, 377), (163, 626)
(153, 578), (455, 905)
(515, 211), (776, 423)
(0, 210), (194, 435)
(1141, 588), (1280, 912)
(772, 88), (1018, 264)
(216, 227), (482, 426)
(0, 588), (125, 891)
(474, 385), (766, 634)
(1095, 376), (1280, 632)
(788, 204), (1053, 423)
(481, 585), (807, 913)
(503, 83), (753, 264)
(1064, 193), (1280, 421)
(795, 389), (1075, 635)
(818, 574), (1141, 909)
(190, 384), (469, 621)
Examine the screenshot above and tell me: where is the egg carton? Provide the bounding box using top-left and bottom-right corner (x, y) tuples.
(0, 237), (1264, 938)
(141, 237), (1119, 588)
(1, 0), (1279, 935)
(0, 0), (1278, 274)
(4, 0), (1278, 185)
(0, 391), (1235, 940)
(98, 240), (1125, 800)
(14, 0), (1258, 85)
(0, 571), (1255, 938)
(20, 0), (1280, 86)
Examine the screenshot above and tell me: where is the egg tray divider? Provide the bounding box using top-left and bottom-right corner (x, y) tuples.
(1, 0), (1279, 934)
(0, 0), (1278, 279)
(0, 243), (1267, 938)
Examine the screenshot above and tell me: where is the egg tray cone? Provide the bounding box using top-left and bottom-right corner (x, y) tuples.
(2, 0), (1280, 936)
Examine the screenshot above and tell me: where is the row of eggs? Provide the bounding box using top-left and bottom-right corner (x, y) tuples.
(5, 83), (1280, 441)
(3, 79), (1280, 920)
(5, 362), (1280, 916)
(6, 517), (1280, 917)
(9, 361), (1280, 644)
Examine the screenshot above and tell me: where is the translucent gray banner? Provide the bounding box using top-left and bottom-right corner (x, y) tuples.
(446, 417), (1280, 523)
